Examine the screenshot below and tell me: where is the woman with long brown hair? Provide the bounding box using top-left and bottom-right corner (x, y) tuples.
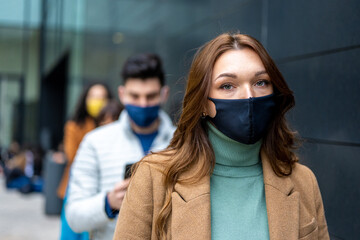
(113, 33), (329, 239)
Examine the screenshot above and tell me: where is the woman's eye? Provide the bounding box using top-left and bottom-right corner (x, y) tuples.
(220, 84), (233, 90)
(255, 80), (270, 87)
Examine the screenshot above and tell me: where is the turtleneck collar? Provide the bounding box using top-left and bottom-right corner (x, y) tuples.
(207, 121), (263, 178)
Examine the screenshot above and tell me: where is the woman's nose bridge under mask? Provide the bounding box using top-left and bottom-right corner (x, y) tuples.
(208, 94), (276, 144)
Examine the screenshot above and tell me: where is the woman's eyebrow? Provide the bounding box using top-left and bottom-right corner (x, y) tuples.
(255, 70), (267, 76)
(214, 73), (237, 81)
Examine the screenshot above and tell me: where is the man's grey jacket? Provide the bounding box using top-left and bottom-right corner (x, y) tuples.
(66, 109), (175, 240)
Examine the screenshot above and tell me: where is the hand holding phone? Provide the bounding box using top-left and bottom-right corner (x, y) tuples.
(107, 179), (130, 210)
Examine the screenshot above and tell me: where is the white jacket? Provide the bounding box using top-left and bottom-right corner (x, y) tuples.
(65, 110), (175, 240)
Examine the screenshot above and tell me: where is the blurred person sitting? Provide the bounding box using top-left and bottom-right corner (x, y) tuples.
(4, 146), (31, 192)
(58, 82), (113, 240)
(2, 143), (44, 194)
(65, 53), (175, 240)
(95, 100), (123, 127)
(2, 141), (21, 163)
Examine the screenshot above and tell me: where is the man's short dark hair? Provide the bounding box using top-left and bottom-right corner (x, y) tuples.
(121, 53), (165, 86)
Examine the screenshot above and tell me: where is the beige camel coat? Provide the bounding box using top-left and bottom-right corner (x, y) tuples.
(113, 151), (329, 240)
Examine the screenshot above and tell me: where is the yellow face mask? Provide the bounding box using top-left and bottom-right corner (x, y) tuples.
(86, 98), (107, 118)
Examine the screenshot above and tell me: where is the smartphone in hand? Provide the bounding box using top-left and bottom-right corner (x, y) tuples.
(124, 163), (133, 179)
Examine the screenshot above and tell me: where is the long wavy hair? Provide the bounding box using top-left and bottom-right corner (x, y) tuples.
(134, 33), (297, 238)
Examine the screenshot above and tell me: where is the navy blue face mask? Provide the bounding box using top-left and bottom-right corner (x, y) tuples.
(208, 94), (276, 144)
(125, 104), (160, 127)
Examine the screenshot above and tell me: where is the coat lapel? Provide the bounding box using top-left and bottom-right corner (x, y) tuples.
(262, 151), (300, 240)
(171, 174), (211, 240)
(170, 152), (300, 240)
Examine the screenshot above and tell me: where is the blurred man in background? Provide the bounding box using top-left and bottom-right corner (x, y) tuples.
(65, 53), (175, 240)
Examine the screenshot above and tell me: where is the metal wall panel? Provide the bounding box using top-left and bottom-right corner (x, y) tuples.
(265, 1), (360, 238)
(298, 142), (360, 239)
(278, 49), (360, 143)
(267, 0), (360, 59)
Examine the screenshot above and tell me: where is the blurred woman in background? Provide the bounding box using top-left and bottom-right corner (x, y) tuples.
(59, 82), (113, 240)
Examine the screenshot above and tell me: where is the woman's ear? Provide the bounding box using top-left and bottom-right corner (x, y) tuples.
(206, 99), (217, 118)
(160, 86), (170, 104)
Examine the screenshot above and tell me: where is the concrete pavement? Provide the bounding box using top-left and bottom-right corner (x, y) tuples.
(0, 177), (60, 240)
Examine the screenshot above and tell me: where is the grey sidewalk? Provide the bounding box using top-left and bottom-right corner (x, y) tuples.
(0, 177), (60, 240)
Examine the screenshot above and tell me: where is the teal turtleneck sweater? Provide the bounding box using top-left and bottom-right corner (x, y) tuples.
(208, 122), (269, 240)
